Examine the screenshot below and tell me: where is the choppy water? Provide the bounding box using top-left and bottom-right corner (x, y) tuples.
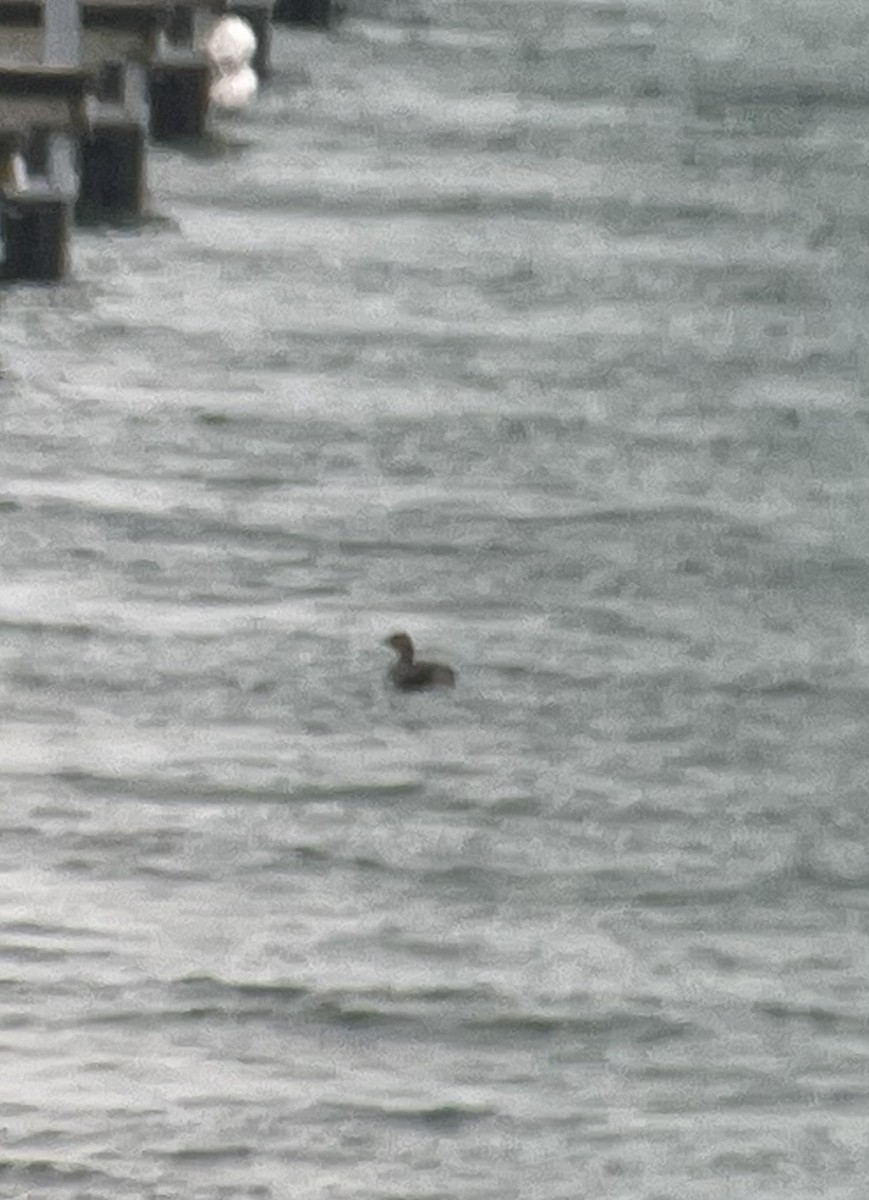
(3, 0), (869, 1195)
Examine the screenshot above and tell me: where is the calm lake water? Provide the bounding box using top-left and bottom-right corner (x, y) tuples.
(2, 0), (869, 1195)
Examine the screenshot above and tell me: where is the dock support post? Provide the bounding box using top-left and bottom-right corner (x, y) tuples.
(148, 59), (212, 140)
(44, 0), (81, 63)
(271, 0), (331, 27)
(76, 123), (146, 221)
(1, 193), (71, 281)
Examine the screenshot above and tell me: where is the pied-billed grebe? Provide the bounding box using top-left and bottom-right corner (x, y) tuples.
(384, 632), (456, 691)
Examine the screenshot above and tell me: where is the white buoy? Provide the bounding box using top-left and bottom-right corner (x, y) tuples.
(210, 64), (258, 111)
(205, 16), (258, 111)
(206, 15), (256, 73)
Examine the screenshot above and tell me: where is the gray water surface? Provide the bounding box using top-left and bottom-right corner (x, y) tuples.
(2, 1), (869, 1195)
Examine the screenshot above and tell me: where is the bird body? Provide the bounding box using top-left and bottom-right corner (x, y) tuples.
(384, 632), (456, 691)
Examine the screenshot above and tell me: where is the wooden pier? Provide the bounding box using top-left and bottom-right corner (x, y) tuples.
(0, 0), (164, 220)
(0, 0), (276, 279)
(0, 65), (89, 279)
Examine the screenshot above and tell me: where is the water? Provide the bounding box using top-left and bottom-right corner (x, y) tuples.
(2, 1), (869, 1195)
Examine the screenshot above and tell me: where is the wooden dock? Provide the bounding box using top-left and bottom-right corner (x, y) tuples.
(0, 64), (89, 278)
(0, 0), (335, 281)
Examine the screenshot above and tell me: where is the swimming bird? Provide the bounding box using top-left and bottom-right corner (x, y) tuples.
(384, 632), (456, 691)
